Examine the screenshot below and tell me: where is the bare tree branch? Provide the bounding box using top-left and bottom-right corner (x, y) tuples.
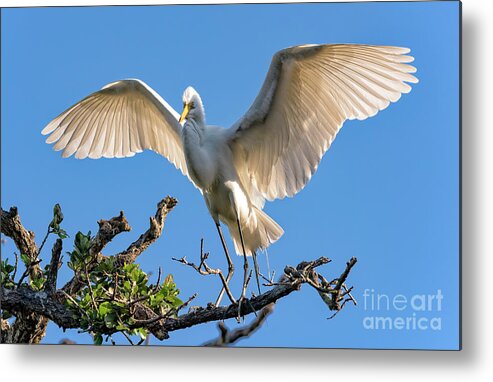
(116, 197), (177, 265)
(172, 239), (237, 304)
(45, 239), (62, 296)
(91, 211), (131, 258)
(2, 287), (75, 327)
(204, 303), (275, 346)
(1, 207), (41, 279)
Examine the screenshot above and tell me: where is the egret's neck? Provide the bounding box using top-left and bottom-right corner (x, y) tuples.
(189, 99), (206, 126)
(182, 118), (214, 190)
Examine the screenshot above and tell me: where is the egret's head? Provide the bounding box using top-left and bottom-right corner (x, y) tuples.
(179, 86), (204, 124)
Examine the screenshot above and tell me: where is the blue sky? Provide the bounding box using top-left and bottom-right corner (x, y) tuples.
(1, 1), (460, 349)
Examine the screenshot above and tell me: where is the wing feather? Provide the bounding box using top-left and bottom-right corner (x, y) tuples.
(228, 44), (418, 202)
(42, 79), (190, 179)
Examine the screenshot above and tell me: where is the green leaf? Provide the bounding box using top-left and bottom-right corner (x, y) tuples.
(3, 264), (14, 274)
(20, 253), (30, 265)
(56, 229), (69, 240)
(93, 333), (103, 345)
(51, 203), (64, 227)
(104, 313), (117, 328)
(137, 328), (148, 340)
(98, 302), (113, 316)
(166, 295), (183, 308)
(30, 276), (46, 291)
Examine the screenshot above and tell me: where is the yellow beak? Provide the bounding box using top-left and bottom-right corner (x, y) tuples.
(179, 103), (191, 124)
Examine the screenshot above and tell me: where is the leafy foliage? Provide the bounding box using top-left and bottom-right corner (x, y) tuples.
(2, 204), (183, 345)
(0, 258), (15, 288)
(65, 253), (183, 344)
(49, 203), (68, 240)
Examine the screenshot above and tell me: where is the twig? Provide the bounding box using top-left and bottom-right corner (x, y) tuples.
(153, 267), (162, 292)
(172, 240), (237, 305)
(58, 290), (91, 322)
(12, 253), (19, 281)
(37, 227), (52, 257)
(204, 303), (275, 346)
(112, 271), (118, 301)
(334, 257), (357, 292)
(16, 259), (42, 288)
(84, 265), (97, 310)
(121, 330), (135, 345)
(331, 257), (358, 310)
(342, 285), (357, 305)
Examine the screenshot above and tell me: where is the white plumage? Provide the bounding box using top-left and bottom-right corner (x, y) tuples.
(42, 43), (418, 276)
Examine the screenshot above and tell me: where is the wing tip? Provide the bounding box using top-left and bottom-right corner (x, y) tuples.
(61, 150), (73, 159)
(41, 123), (56, 136)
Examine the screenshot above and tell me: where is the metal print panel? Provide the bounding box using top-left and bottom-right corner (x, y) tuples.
(0, 0), (461, 349)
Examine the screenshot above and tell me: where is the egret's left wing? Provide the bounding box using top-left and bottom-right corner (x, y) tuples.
(227, 44), (418, 201)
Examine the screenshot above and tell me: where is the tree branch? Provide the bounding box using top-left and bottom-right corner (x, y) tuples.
(45, 239), (62, 296)
(172, 238), (237, 304)
(116, 197), (177, 265)
(91, 211), (131, 258)
(1, 256), (356, 342)
(1, 197), (357, 345)
(204, 303), (275, 346)
(1, 206), (48, 343)
(2, 287), (75, 328)
(62, 197), (175, 295)
(1, 207), (41, 279)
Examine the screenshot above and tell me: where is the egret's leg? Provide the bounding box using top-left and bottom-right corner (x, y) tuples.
(215, 223), (235, 306)
(236, 216), (250, 320)
(251, 251), (261, 295)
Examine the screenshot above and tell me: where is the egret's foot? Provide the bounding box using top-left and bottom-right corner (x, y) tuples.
(236, 268), (251, 322)
(236, 295), (246, 323)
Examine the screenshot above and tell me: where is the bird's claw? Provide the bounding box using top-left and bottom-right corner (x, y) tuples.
(236, 295), (246, 323)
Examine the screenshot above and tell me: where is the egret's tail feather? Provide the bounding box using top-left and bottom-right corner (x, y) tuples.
(229, 207), (284, 257)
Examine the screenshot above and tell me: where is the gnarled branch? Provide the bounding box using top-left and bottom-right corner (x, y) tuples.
(116, 197), (177, 265)
(1, 207), (48, 343)
(1, 207), (41, 278)
(1, 256), (356, 342)
(1, 196), (357, 345)
(204, 303), (275, 346)
(62, 197), (176, 295)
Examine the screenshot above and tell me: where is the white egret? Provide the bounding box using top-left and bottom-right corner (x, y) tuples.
(42, 44), (418, 307)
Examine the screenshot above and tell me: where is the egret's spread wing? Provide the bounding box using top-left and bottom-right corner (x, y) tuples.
(42, 79), (189, 178)
(228, 44), (418, 201)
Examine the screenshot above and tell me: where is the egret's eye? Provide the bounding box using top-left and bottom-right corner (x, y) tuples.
(190, 102), (195, 109)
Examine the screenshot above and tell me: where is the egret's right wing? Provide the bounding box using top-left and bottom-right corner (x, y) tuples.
(42, 79), (190, 179)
